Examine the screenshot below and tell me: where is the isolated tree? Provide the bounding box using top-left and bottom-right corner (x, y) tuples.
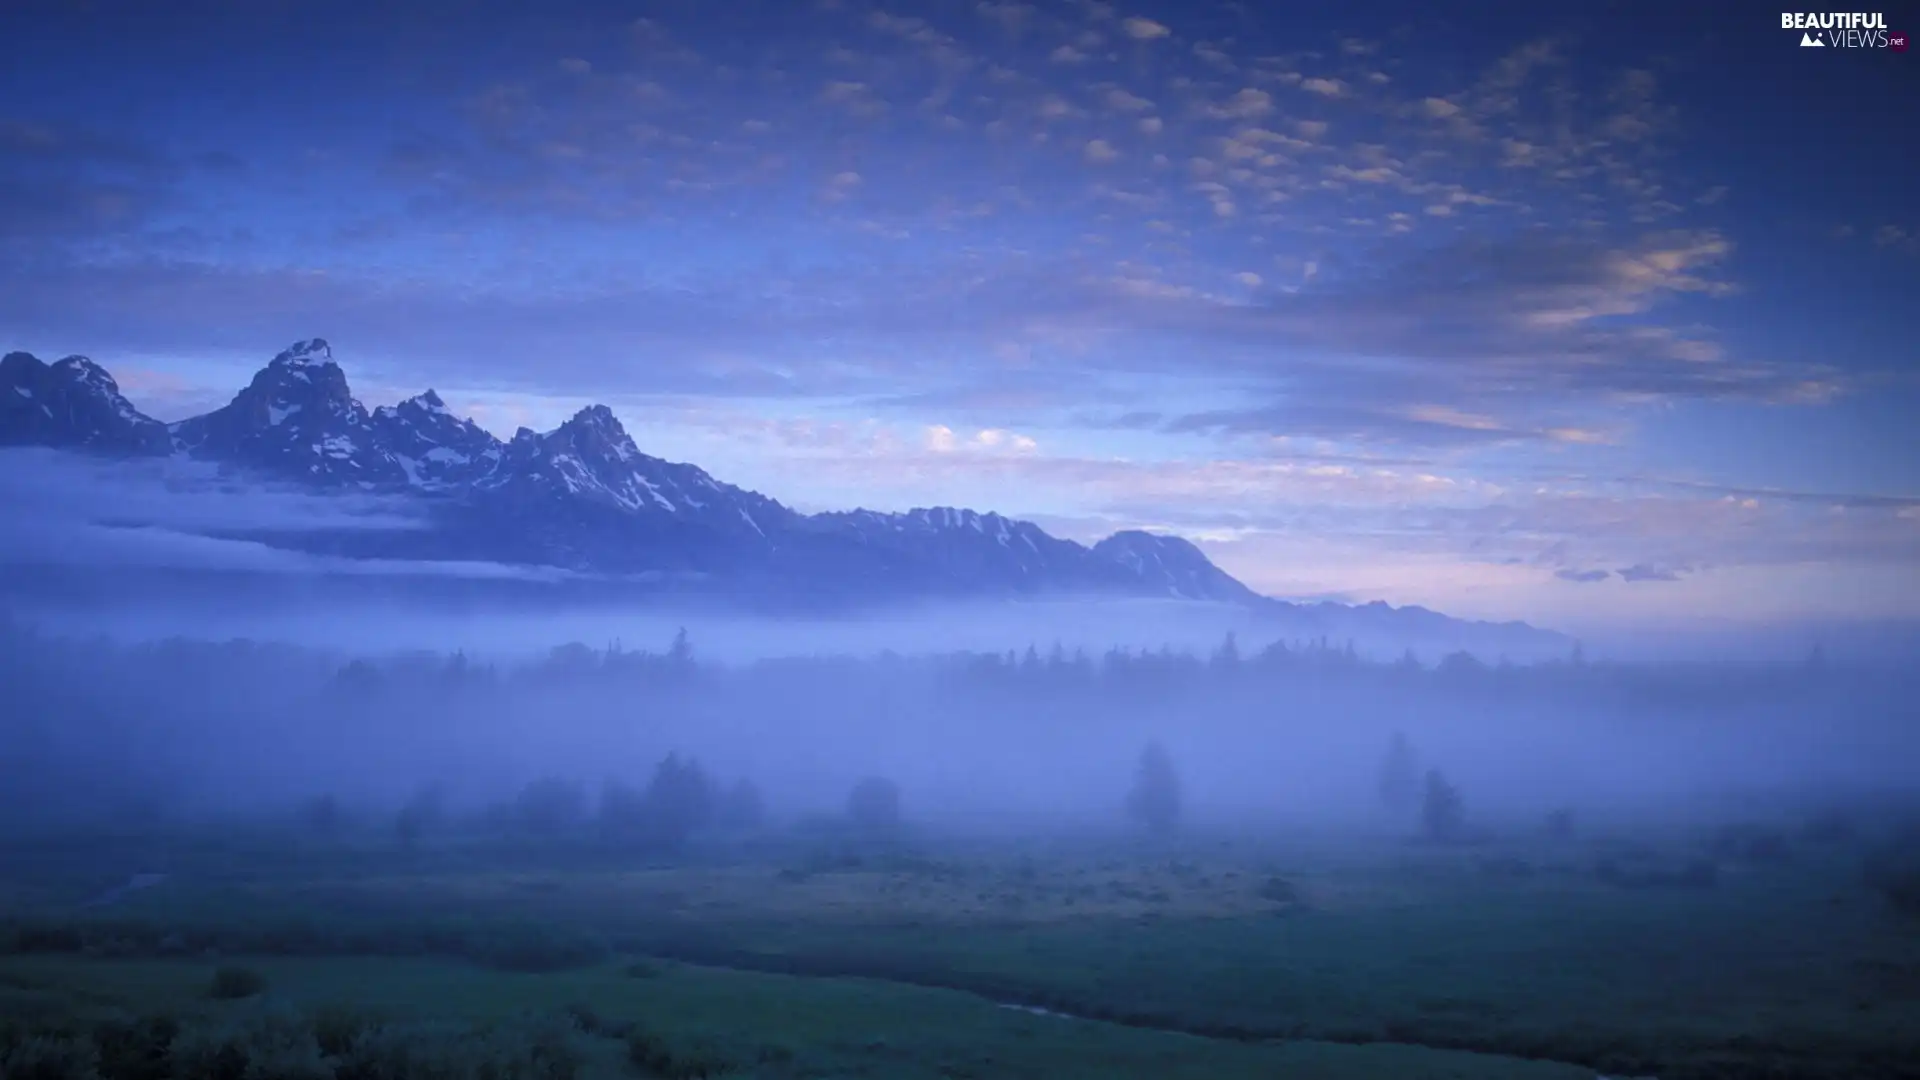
(1421, 769), (1464, 841)
(1211, 632), (1240, 671)
(642, 753), (717, 845)
(1125, 741), (1181, 834)
(718, 778), (767, 831)
(667, 628), (694, 670)
(1378, 732), (1420, 817)
(847, 776), (902, 832)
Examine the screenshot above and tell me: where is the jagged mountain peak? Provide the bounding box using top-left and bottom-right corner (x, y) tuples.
(403, 389), (448, 413)
(272, 338), (333, 366)
(557, 404), (635, 451)
(482, 405), (711, 514)
(370, 387), (502, 491)
(48, 354), (120, 394)
(247, 338), (355, 406)
(168, 338), (402, 486)
(1, 349), (170, 455)
(0, 338), (1569, 652)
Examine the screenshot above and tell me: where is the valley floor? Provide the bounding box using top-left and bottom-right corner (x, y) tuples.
(4, 821), (1919, 1079)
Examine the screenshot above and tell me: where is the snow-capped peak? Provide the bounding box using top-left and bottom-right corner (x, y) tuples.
(49, 355), (120, 396)
(400, 389), (450, 415)
(273, 338), (333, 366)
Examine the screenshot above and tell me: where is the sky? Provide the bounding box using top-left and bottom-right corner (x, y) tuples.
(1, 0), (1916, 637)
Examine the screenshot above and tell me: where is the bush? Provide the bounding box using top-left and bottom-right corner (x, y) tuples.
(847, 777), (902, 832)
(207, 966), (267, 1000)
(173, 1007), (329, 1080)
(1420, 769), (1463, 841)
(625, 1027), (736, 1079)
(1124, 742), (1180, 834)
(603, 754), (718, 849)
(0, 1033), (100, 1080)
(90, 1016), (177, 1080)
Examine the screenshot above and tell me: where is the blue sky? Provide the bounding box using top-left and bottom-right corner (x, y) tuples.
(1, 0), (1916, 635)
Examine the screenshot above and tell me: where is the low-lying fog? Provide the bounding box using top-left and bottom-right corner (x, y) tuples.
(3, 608), (1915, 843)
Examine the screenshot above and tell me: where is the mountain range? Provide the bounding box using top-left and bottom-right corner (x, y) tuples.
(0, 339), (1565, 653)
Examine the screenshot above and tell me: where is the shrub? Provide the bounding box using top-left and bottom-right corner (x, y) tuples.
(0, 1033), (100, 1080)
(170, 1007), (328, 1080)
(206, 966), (267, 1000)
(847, 777), (903, 832)
(625, 1027), (736, 1080)
(1124, 742), (1180, 834)
(603, 754), (719, 849)
(90, 1016), (177, 1080)
(1420, 769), (1463, 841)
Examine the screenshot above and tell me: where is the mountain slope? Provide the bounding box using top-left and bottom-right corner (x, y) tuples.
(170, 339), (408, 487)
(0, 337), (1569, 650)
(1, 352), (171, 456)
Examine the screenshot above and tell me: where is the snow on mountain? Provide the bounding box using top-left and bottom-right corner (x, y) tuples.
(0, 337), (1570, 649)
(472, 405), (793, 537)
(370, 389), (503, 490)
(1091, 530), (1261, 603)
(0, 351), (171, 456)
(169, 339), (411, 487)
(808, 506), (1118, 593)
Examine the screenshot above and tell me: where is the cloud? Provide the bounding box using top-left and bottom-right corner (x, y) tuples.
(1101, 86), (1155, 112)
(1555, 568), (1611, 583)
(1120, 16), (1170, 40)
(1206, 88), (1273, 119)
(0, 224), (1825, 453)
(1299, 77), (1346, 97)
(0, 448), (533, 579)
(1083, 138), (1118, 163)
(1618, 563), (1683, 582)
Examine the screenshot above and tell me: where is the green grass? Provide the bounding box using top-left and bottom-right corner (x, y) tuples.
(6, 822), (1920, 1079)
(0, 954), (1592, 1080)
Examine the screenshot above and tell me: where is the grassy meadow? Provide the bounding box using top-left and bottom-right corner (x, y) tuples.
(5, 815), (1919, 1080)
